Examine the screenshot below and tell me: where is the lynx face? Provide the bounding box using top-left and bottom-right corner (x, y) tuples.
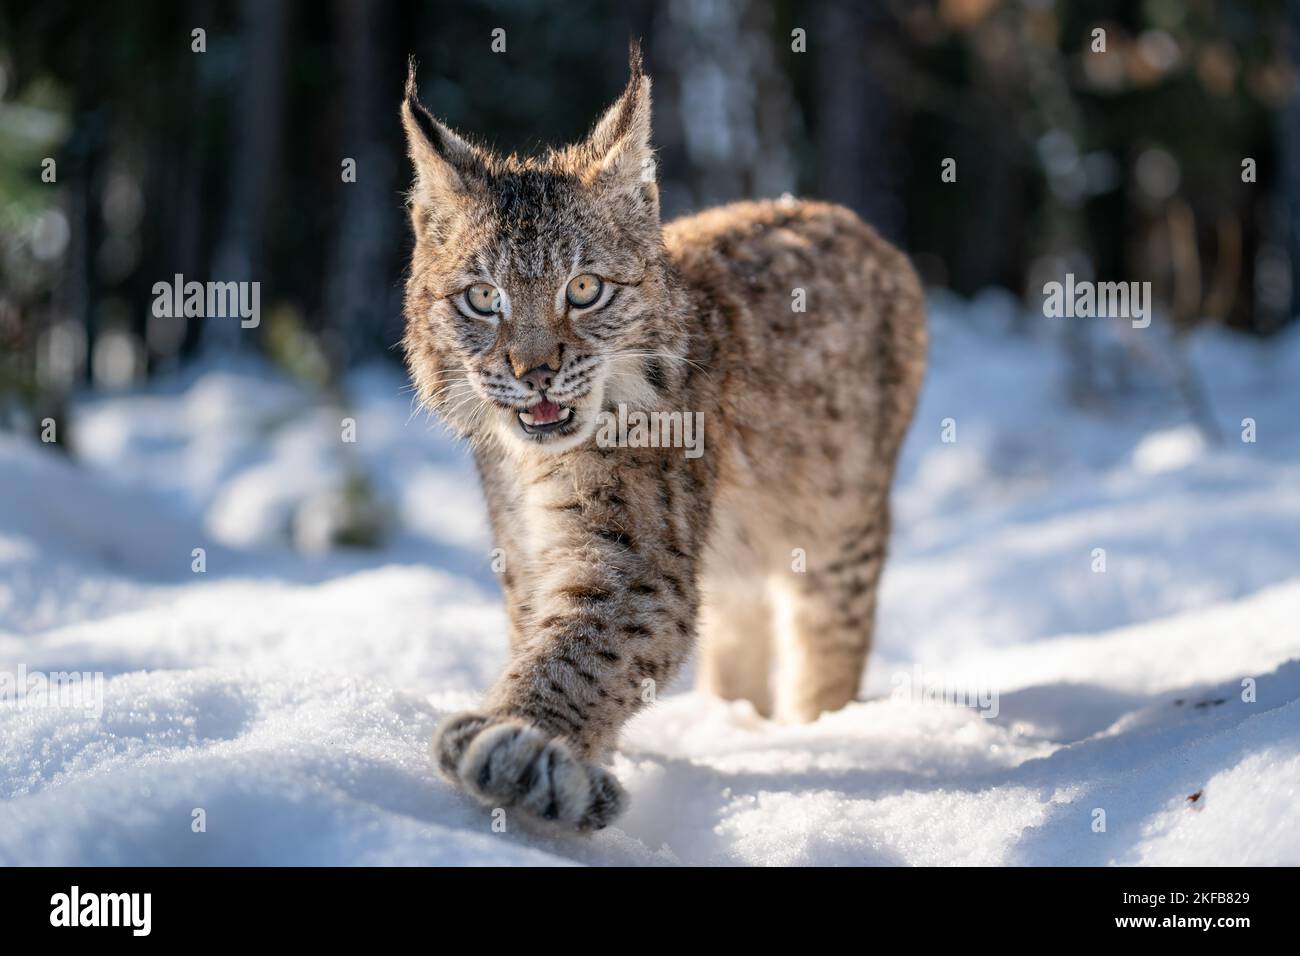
(402, 57), (667, 454)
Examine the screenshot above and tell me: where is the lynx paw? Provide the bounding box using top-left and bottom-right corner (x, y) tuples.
(432, 712), (626, 831)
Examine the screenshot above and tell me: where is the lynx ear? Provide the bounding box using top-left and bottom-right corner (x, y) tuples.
(401, 60), (487, 225)
(579, 42), (657, 216)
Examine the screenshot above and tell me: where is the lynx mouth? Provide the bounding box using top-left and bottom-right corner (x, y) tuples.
(518, 400), (574, 434)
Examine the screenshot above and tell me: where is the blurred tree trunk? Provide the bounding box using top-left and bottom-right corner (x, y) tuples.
(326, 0), (397, 366)
(1278, 0), (1300, 333)
(147, 0), (208, 370)
(654, 0), (796, 210)
(814, 0), (902, 241)
(68, 18), (105, 390)
(207, 0), (288, 353)
(953, 31), (1026, 293)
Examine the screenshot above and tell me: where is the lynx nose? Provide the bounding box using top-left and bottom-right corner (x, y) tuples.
(515, 364), (556, 392)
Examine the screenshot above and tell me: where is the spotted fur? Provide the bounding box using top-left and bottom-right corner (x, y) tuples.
(403, 46), (926, 831)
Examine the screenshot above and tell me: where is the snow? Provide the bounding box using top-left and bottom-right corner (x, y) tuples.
(2, 299), (1298, 866)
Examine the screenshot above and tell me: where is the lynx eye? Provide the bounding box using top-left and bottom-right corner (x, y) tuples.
(566, 274), (603, 308)
(463, 282), (500, 317)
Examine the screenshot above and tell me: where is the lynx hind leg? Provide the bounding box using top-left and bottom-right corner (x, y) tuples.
(696, 574), (774, 717)
(433, 713), (626, 831)
(774, 504), (890, 723)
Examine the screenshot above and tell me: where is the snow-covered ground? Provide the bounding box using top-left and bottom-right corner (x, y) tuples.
(2, 296), (1298, 865)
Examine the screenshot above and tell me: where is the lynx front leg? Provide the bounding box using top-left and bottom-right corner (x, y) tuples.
(434, 450), (706, 831)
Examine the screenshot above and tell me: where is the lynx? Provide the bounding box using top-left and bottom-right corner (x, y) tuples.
(401, 47), (926, 831)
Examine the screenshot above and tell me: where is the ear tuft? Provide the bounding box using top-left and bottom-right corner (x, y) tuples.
(401, 59), (488, 230)
(404, 54), (419, 104)
(627, 37), (644, 83)
(578, 41), (656, 216)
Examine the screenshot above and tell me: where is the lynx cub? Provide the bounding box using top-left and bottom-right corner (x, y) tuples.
(401, 48), (925, 831)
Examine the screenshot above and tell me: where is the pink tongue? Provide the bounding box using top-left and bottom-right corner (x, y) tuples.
(528, 400), (562, 424)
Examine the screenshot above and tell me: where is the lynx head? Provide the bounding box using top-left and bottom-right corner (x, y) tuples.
(401, 45), (680, 455)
